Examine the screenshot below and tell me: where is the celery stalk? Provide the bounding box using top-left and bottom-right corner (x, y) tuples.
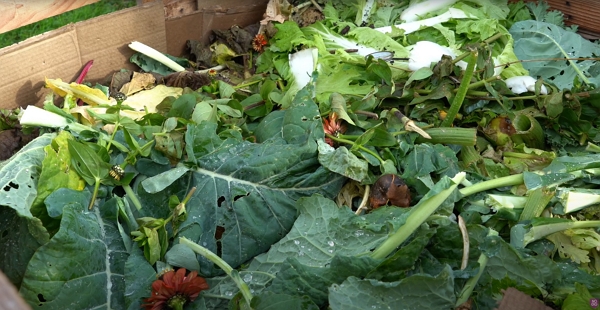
(371, 172), (466, 259)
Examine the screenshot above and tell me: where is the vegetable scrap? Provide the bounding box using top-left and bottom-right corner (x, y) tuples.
(3, 0), (600, 309)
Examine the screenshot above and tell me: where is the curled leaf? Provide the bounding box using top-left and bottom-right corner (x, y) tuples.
(45, 78), (111, 106)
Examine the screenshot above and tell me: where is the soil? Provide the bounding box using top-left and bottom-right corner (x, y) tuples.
(0, 128), (39, 161)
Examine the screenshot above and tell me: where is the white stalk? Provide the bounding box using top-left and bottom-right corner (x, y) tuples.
(376, 8), (472, 35)
(400, 0), (459, 22)
(20, 106), (69, 128)
(128, 41), (186, 72)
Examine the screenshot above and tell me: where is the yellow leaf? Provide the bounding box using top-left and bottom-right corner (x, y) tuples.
(45, 78), (111, 106)
(70, 85), (183, 123)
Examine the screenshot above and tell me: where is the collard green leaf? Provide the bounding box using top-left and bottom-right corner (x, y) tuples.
(44, 188), (90, 219)
(147, 92), (345, 275)
(479, 235), (560, 296)
(124, 249), (155, 310)
(510, 20), (600, 90)
(0, 207), (49, 289)
(251, 292), (319, 310)
(248, 195), (406, 274)
(328, 266), (456, 310)
(262, 255), (381, 306)
(317, 140), (368, 182)
(400, 143), (460, 193)
(19, 198), (128, 309)
(366, 226), (436, 282)
(165, 243), (201, 271)
(0, 133), (54, 218)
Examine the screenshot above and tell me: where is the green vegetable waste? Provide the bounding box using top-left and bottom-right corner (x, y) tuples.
(3, 0), (600, 309)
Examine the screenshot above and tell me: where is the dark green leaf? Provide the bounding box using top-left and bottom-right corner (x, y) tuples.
(68, 140), (109, 185)
(167, 93), (197, 118)
(251, 292), (319, 310)
(328, 266), (456, 310)
(19, 199), (128, 308)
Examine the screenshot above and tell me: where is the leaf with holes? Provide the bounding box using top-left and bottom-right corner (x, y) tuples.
(0, 133), (54, 288)
(510, 20), (600, 90)
(18, 197), (128, 308)
(140, 87), (346, 275)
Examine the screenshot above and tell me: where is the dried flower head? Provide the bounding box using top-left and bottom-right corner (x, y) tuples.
(252, 33), (268, 52)
(142, 268), (209, 310)
(323, 112), (347, 147)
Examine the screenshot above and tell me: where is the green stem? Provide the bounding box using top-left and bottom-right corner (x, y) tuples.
(180, 237), (253, 305)
(326, 134), (385, 165)
(106, 118), (121, 151)
(88, 179), (101, 210)
(123, 184), (143, 211)
(234, 79), (261, 89)
(441, 51), (477, 127)
(371, 172), (466, 259)
(338, 134), (360, 140)
(414, 89), (489, 97)
(524, 221), (600, 247)
(467, 75), (500, 89)
(502, 151), (540, 159)
(459, 174), (524, 197)
(586, 142), (600, 153)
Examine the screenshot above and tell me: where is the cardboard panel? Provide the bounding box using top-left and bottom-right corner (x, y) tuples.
(0, 0), (100, 33)
(166, 0), (269, 56)
(0, 2), (166, 109)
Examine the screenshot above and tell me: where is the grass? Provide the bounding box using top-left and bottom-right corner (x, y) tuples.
(0, 0), (137, 49)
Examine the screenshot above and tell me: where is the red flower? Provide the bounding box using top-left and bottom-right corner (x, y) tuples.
(252, 33), (268, 52)
(323, 112), (347, 147)
(142, 268), (209, 310)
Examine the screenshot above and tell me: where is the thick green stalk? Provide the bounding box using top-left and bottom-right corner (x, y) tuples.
(459, 174), (524, 197)
(123, 184), (142, 211)
(511, 113), (545, 149)
(371, 172), (465, 259)
(180, 237), (253, 305)
(441, 51), (477, 127)
(524, 221), (600, 246)
(467, 75), (500, 89)
(415, 127), (477, 146)
(518, 187), (555, 221)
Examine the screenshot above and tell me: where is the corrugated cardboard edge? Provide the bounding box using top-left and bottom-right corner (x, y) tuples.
(0, 1), (166, 109)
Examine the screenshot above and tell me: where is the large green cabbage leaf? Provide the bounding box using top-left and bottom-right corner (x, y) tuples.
(510, 20), (600, 90)
(140, 87), (347, 276)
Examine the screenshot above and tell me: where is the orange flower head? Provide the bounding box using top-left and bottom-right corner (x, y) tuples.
(252, 33), (268, 52)
(208, 69), (217, 77)
(142, 268), (209, 310)
(323, 112), (347, 147)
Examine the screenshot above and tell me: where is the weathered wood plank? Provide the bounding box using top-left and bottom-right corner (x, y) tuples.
(0, 0), (100, 33)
